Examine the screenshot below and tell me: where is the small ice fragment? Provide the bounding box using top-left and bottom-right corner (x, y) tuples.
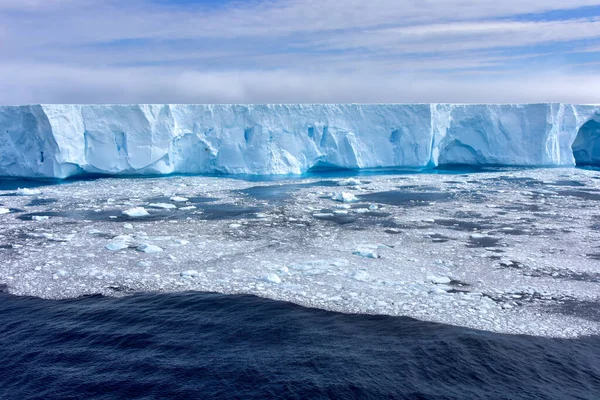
(262, 273), (282, 284)
(16, 188), (41, 196)
(353, 246), (379, 259)
(353, 271), (370, 281)
(0, 208), (9, 215)
(123, 207), (149, 217)
(337, 178), (362, 186)
(106, 241), (129, 251)
(313, 213), (334, 218)
(369, 204), (378, 210)
(229, 223), (242, 229)
(148, 203), (177, 209)
(173, 239), (189, 246)
(430, 287), (448, 294)
(123, 223), (134, 230)
(179, 206), (197, 211)
(137, 244), (163, 253)
(331, 192), (358, 203)
(333, 210), (349, 215)
(181, 270), (200, 279)
(427, 275), (452, 284)
(32, 216), (49, 221)
(170, 196), (189, 202)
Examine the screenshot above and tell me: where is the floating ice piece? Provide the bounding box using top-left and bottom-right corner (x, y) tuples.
(427, 275), (452, 285)
(179, 206), (197, 211)
(32, 216), (49, 221)
(106, 241), (130, 251)
(148, 203), (177, 209)
(353, 270), (370, 281)
(123, 207), (149, 217)
(123, 223), (134, 230)
(137, 244), (163, 253)
(313, 212), (334, 218)
(16, 188), (41, 196)
(262, 273), (282, 284)
(180, 270), (200, 279)
(170, 196), (189, 202)
(353, 245), (380, 259)
(0, 208), (10, 215)
(337, 178), (362, 186)
(332, 192), (358, 203)
(106, 234), (135, 251)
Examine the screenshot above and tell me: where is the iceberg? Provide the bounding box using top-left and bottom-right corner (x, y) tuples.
(0, 103), (599, 179)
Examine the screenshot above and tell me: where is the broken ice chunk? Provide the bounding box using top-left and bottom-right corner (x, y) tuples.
(137, 244), (163, 253)
(181, 270), (200, 279)
(427, 275), (452, 285)
(16, 188), (41, 196)
(123, 207), (150, 217)
(331, 192), (358, 203)
(0, 208), (10, 215)
(337, 178), (362, 186)
(332, 192), (358, 203)
(262, 273), (282, 284)
(106, 241), (130, 251)
(148, 203), (177, 209)
(353, 245), (380, 259)
(353, 270), (370, 281)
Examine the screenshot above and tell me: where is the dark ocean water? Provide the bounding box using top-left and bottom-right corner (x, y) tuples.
(0, 291), (599, 400)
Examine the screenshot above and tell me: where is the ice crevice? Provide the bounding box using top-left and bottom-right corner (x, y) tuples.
(1, 103), (600, 179)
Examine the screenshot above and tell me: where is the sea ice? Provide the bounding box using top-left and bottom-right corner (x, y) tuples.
(16, 188), (41, 196)
(148, 203), (177, 209)
(137, 244), (163, 254)
(353, 246), (379, 259)
(123, 207), (150, 217)
(332, 192), (358, 203)
(337, 178), (362, 186)
(262, 273), (282, 284)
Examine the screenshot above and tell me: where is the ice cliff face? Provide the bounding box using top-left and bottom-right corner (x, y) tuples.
(0, 103), (599, 179)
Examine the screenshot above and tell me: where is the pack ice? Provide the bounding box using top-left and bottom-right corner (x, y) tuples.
(1, 103), (600, 178)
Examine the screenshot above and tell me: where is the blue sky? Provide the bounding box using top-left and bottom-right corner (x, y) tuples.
(1, 0), (600, 104)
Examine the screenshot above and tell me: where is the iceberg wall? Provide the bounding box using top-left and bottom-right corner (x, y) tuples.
(0, 103), (599, 179)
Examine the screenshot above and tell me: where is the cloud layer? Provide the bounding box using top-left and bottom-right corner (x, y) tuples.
(1, 0), (600, 104)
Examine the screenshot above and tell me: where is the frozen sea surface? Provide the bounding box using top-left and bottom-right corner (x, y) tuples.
(1, 168), (600, 337)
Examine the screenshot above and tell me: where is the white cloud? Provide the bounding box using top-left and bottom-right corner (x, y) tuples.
(0, 63), (598, 104)
(0, 0), (599, 103)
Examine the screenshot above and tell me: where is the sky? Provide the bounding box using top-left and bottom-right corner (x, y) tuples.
(1, 0), (600, 104)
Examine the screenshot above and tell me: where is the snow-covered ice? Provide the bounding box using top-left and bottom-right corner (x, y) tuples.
(122, 207), (150, 217)
(137, 244), (163, 254)
(332, 192), (358, 203)
(1, 168), (600, 339)
(16, 188), (41, 196)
